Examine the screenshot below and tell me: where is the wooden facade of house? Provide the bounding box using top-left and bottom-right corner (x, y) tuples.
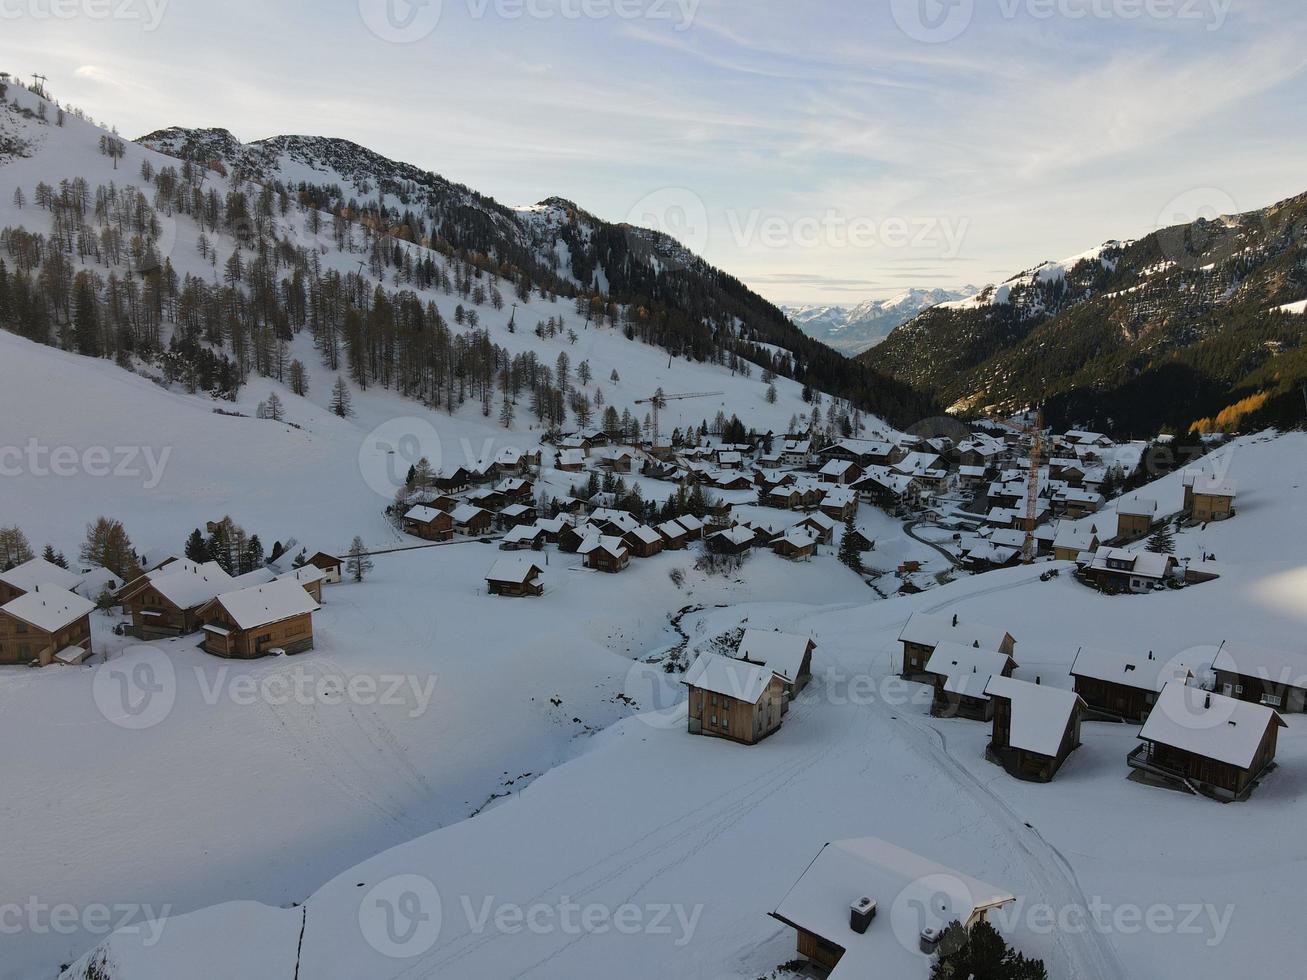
(772, 532), (817, 562)
(985, 677), (1085, 782)
(306, 552), (344, 584)
(198, 581), (319, 659)
(683, 655), (786, 745)
(486, 561), (545, 597)
(403, 507), (454, 541)
(0, 587), (94, 666)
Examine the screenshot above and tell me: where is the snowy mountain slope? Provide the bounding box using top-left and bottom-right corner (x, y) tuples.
(63, 430), (1307, 980)
(131, 119), (935, 426)
(786, 286), (979, 355)
(870, 197), (1307, 433)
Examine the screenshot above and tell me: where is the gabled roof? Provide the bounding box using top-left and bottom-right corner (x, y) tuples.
(1212, 641), (1307, 687)
(149, 561), (237, 610)
(502, 524), (545, 544)
(682, 653), (779, 703)
(1, 584), (94, 633)
(486, 557), (543, 585)
(673, 514), (704, 533)
(984, 676), (1085, 757)
(276, 566), (326, 587)
(898, 612), (1013, 653)
(771, 838), (1015, 980)
(405, 505), (446, 524)
(776, 527), (817, 550)
(925, 642), (1016, 699)
(0, 558), (83, 595)
(578, 535), (629, 560)
(1139, 682), (1285, 768)
(711, 525), (755, 547)
(627, 525), (663, 545)
(1191, 476), (1235, 498)
(656, 520), (688, 539)
(737, 629), (813, 684)
(1116, 497), (1157, 517)
(210, 578), (320, 631)
(449, 503), (492, 524)
(1068, 647), (1189, 693)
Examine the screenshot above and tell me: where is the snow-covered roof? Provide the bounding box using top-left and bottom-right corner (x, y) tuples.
(682, 653), (779, 703)
(450, 504), (491, 524)
(1139, 682), (1285, 768)
(230, 568), (278, 589)
(0, 557), (82, 595)
(737, 629), (813, 684)
(502, 524), (544, 544)
(211, 579), (320, 631)
(627, 525), (663, 545)
(276, 566), (326, 587)
(556, 448), (586, 466)
(500, 503), (533, 518)
(405, 505), (444, 523)
(150, 562), (237, 610)
(486, 558), (543, 585)
(800, 512), (837, 531)
(578, 535), (629, 560)
(1, 583), (94, 633)
(776, 527), (817, 550)
(1117, 497), (1157, 517)
(674, 514), (704, 533)
(771, 838), (1015, 980)
(925, 642), (1015, 699)
(1069, 647), (1189, 693)
(898, 612), (1012, 653)
(656, 520), (687, 539)
(1088, 547), (1172, 580)
(1191, 476), (1235, 498)
(1212, 641), (1307, 687)
(712, 525), (755, 546)
(984, 676), (1084, 757)
(589, 508), (641, 533)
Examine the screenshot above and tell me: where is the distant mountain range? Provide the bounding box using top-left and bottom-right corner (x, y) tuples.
(864, 195), (1307, 437)
(785, 287), (978, 355)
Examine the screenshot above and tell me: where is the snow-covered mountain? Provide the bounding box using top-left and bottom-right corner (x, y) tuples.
(786, 286), (978, 355)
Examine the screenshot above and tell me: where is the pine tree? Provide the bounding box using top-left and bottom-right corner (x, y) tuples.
(499, 394), (515, 428)
(184, 529), (207, 562)
(1147, 522), (1175, 554)
(837, 510), (862, 572)
(265, 392), (285, 422)
(244, 535), (265, 573)
(329, 376), (354, 418)
(346, 536), (373, 582)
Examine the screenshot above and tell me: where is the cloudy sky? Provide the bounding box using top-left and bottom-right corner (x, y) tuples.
(3, 0), (1304, 306)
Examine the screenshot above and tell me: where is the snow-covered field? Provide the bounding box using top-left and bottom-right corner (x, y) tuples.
(26, 429), (1306, 980)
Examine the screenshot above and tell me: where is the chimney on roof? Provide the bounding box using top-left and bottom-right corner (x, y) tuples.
(1148, 651), (1154, 660)
(1036, 676), (1041, 685)
(1204, 694), (1211, 710)
(952, 614), (958, 627)
(850, 897), (876, 934)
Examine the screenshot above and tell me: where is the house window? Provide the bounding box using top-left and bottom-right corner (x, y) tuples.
(722, 716), (729, 730)
(710, 714), (717, 726)
(1235, 685), (1243, 695)
(257, 633), (272, 645)
(1263, 694), (1283, 708)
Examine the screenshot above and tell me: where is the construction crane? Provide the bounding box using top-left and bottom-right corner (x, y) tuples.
(634, 389), (723, 445)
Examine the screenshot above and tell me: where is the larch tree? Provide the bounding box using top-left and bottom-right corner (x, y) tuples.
(346, 536), (373, 582)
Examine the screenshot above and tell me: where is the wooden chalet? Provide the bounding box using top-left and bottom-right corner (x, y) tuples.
(655, 520), (689, 550)
(770, 837), (1015, 978)
(820, 488), (857, 522)
(1114, 498), (1157, 541)
(1212, 641), (1307, 713)
(713, 472), (754, 492)
(1185, 476), (1236, 522)
(818, 459), (863, 485)
(500, 524), (548, 551)
(449, 504), (495, 536)
(485, 558), (545, 597)
(403, 505), (454, 541)
(796, 512), (837, 545)
(924, 642), (1019, 721)
(275, 566), (326, 603)
(984, 676), (1085, 782)
(580, 536), (631, 573)
(707, 525), (755, 556)
(558, 524), (596, 554)
(494, 477), (534, 501)
(0, 584), (95, 666)
(772, 527), (817, 562)
(433, 467), (471, 492)
(197, 579), (320, 659)
(1082, 547), (1174, 593)
(305, 552), (344, 584)
(623, 525), (665, 559)
(673, 514), (705, 540)
(555, 448), (587, 472)
(496, 503), (537, 530)
(898, 611), (1016, 679)
(736, 629), (815, 699)
(682, 653), (786, 745)
(119, 560), (237, 639)
(1069, 647), (1191, 723)
(0, 558), (83, 604)
(1130, 683), (1286, 801)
